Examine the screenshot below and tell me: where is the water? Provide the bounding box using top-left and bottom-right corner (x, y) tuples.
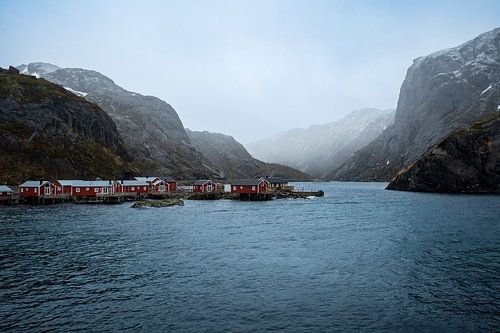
(0, 182), (499, 332)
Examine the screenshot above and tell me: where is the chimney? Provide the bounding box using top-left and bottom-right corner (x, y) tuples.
(39, 180), (42, 185)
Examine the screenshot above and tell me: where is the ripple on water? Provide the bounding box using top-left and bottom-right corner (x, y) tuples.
(0, 182), (499, 332)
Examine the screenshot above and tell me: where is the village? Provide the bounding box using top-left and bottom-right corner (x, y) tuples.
(0, 177), (324, 205)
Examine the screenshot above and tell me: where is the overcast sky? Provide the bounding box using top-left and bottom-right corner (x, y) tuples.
(1, 0), (499, 142)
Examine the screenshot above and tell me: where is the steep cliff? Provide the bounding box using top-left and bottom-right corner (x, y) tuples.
(387, 113), (500, 193)
(0, 71), (136, 184)
(186, 130), (309, 180)
(18, 63), (211, 178)
(332, 27), (500, 181)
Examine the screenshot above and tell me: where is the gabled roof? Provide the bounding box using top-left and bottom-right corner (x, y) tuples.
(19, 180), (52, 187)
(231, 179), (269, 186)
(0, 185), (13, 192)
(121, 180), (148, 186)
(57, 180), (82, 186)
(193, 179), (214, 186)
(134, 176), (160, 183)
(71, 180), (114, 187)
(152, 179), (165, 185)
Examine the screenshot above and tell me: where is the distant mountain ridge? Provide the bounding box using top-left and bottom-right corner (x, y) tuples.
(16, 62), (307, 181)
(18, 62), (210, 179)
(187, 130), (309, 180)
(246, 108), (394, 178)
(332, 27), (500, 181)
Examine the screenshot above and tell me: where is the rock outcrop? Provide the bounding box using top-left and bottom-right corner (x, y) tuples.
(18, 63), (211, 179)
(186, 130), (309, 180)
(246, 108), (394, 178)
(387, 114), (500, 193)
(332, 27), (500, 181)
(0, 71), (135, 184)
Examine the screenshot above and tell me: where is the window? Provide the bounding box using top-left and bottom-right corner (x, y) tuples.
(252, 186), (256, 191)
(143, 186), (147, 190)
(34, 188), (37, 193)
(86, 187), (89, 191)
(58, 187), (61, 191)
(21, 188), (23, 192)
(94, 188), (99, 193)
(240, 186), (243, 189)
(131, 186), (135, 191)
(76, 188), (80, 192)
(232, 186), (236, 190)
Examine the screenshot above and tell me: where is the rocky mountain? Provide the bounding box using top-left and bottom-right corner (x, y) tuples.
(18, 62), (210, 179)
(0, 69), (135, 184)
(387, 113), (500, 193)
(332, 27), (500, 181)
(186, 130), (309, 180)
(246, 108), (394, 178)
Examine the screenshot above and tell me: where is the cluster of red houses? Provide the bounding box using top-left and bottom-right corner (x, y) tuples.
(11, 177), (176, 199)
(0, 176), (290, 201)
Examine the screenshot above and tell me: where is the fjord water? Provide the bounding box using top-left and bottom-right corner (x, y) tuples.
(1, 182), (499, 332)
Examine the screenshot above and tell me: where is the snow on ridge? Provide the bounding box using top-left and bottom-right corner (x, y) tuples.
(63, 86), (88, 97)
(481, 85), (492, 95)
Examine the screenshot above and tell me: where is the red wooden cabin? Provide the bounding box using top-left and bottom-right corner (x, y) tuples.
(230, 178), (269, 194)
(192, 180), (217, 193)
(120, 180), (149, 195)
(19, 181), (57, 198)
(0, 185), (13, 199)
(70, 181), (115, 197)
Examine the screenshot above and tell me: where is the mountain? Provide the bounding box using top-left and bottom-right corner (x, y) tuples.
(18, 62), (210, 179)
(387, 113), (500, 193)
(332, 27), (500, 181)
(0, 69), (135, 184)
(186, 130), (309, 180)
(246, 108), (394, 178)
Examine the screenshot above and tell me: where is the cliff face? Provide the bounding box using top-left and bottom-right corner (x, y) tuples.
(333, 27), (500, 181)
(18, 63), (210, 178)
(246, 108), (394, 178)
(387, 114), (500, 193)
(0, 71), (135, 184)
(186, 130), (309, 180)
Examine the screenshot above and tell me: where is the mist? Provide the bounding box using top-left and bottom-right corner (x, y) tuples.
(1, 0), (499, 142)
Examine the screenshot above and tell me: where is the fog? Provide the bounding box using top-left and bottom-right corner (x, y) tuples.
(1, 0), (499, 142)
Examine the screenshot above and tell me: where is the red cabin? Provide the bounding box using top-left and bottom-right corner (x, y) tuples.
(151, 179), (169, 193)
(0, 185), (13, 199)
(55, 180), (80, 196)
(120, 180), (149, 195)
(166, 180), (177, 192)
(134, 177), (161, 192)
(192, 180), (217, 193)
(70, 180), (115, 197)
(230, 178), (269, 194)
(19, 180), (57, 198)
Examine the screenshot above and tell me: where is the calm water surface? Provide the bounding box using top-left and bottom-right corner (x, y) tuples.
(0, 182), (499, 332)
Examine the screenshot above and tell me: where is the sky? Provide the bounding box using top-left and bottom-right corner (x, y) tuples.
(1, 0), (499, 143)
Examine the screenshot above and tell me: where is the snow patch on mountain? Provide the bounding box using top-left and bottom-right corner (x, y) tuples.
(63, 86), (88, 97)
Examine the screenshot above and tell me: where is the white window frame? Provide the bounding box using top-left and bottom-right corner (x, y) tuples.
(76, 188), (80, 193)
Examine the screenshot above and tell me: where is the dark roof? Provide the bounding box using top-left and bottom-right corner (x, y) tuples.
(266, 177), (288, 184)
(231, 179), (268, 186)
(193, 180), (214, 186)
